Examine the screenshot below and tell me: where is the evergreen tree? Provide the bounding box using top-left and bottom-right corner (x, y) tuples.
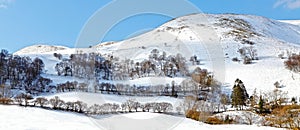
(291, 97), (297, 104)
(258, 95), (264, 114)
(231, 79), (249, 110)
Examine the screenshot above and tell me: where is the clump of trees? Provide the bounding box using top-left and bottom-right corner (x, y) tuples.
(189, 55), (200, 65)
(120, 99), (173, 113)
(237, 46), (258, 64)
(183, 96), (216, 122)
(0, 84), (13, 104)
(55, 49), (189, 80)
(56, 81), (89, 93)
(53, 53), (63, 60)
(265, 105), (300, 129)
(0, 49), (52, 96)
(284, 53), (300, 73)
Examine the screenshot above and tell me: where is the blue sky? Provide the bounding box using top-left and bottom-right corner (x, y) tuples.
(1, 0), (300, 52)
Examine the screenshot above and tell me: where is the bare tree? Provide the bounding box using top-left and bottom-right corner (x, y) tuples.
(34, 97), (48, 107)
(65, 101), (75, 111)
(133, 101), (141, 112)
(73, 101), (87, 113)
(160, 102), (173, 113)
(49, 96), (61, 109)
(176, 103), (183, 114)
(0, 84), (12, 98)
(111, 103), (120, 113)
(242, 111), (257, 125)
(143, 103), (153, 112)
(122, 99), (136, 112)
(264, 89), (288, 108)
(183, 96), (197, 114)
(220, 94), (230, 112)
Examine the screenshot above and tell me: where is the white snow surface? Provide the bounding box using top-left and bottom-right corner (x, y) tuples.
(0, 105), (98, 130)
(280, 20), (300, 26)
(42, 92), (182, 108)
(0, 105), (282, 130)
(14, 44), (69, 55)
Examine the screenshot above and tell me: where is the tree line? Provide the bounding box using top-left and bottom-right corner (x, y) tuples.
(54, 49), (190, 80)
(0, 49), (52, 97)
(0, 95), (173, 115)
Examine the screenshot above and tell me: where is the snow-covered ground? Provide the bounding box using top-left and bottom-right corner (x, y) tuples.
(0, 105), (98, 130)
(0, 105), (282, 130)
(42, 92), (182, 109)
(279, 20), (300, 26)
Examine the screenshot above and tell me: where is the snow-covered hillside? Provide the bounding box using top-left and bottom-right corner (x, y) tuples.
(96, 14), (300, 98)
(0, 105), (98, 130)
(280, 20), (300, 26)
(8, 13), (300, 130)
(14, 44), (69, 55)
(0, 105), (281, 130)
(14, 13), (300, 98)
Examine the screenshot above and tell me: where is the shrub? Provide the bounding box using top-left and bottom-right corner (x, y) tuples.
(232, 57), (240, 62)
(186, 110), (200, 121)
(284, 53), (300, 72)
(205, 117), (224, 124)
(0, 98), (13, 104)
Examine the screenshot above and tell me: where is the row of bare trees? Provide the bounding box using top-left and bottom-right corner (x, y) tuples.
(53, 68), (220, 100)
(1, 95), (173, 115)
(54, 49), (189, 81)
(56, 81), (88, 93)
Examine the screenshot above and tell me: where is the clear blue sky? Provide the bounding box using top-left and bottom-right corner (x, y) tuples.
(1, 0), (300, 52)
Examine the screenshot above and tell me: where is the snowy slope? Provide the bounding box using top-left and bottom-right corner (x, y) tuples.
(0, 105), (281, 130)
(14, 44), (69, 55)
(279, 20), (300, 26)
(0, 105), (99, 130)
(93, 14), (300, 97)
(14, 13), (300, 98)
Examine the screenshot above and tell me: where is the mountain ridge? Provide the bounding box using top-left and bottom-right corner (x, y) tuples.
(13, 13), (300, 97)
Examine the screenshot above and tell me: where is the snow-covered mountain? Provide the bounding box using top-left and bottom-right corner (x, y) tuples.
(15, 13), (300, 97)
(15, 44), (69, 55)
(92, 14), (300, 97)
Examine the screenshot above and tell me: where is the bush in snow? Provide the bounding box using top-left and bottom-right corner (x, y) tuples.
(284, 53), (300, 73)
(238, 46), (258, 64)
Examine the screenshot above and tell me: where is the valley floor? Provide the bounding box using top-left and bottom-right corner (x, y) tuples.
(0, 105), (282, 130)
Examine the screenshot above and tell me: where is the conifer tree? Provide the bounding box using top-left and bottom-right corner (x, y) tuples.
(231, 79), (249, 110)
(258, 95), (264, 114)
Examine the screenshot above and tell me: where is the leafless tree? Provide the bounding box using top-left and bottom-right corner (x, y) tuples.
(34, 97), (48, 107)
(49, 96), (61, 109)
(242, 111), (257, 125)
(73, 101), (87, 113)
(0, 84), (12, 98)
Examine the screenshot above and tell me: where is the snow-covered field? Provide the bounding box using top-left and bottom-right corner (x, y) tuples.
(42, 92), (182, 107)
(0, 105), (282, 130)
(0, 105), (98, 130)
